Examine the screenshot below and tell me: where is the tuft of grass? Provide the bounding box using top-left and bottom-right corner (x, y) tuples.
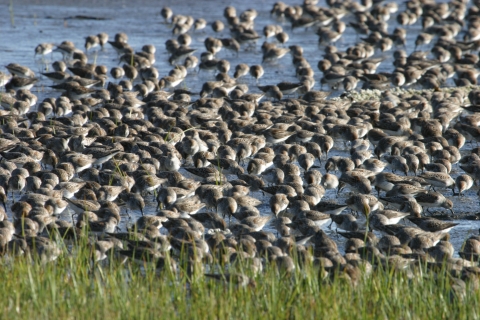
(0, 244), (478, 319)
(215, 152), (223, 186)
(163, 126), (173, 143)
(8, 0), (14, 27)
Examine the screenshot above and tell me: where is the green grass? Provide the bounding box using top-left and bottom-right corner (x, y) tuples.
(8, 0), (14, 27)
(0, 240), (479, 320)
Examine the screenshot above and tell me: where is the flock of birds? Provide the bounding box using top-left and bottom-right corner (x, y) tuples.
(0, 0), (480, 289)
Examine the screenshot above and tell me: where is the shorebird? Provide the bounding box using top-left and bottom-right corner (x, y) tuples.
(414, 192), (454, 215)
(407, 217), (458, 234)
(418, 172), (455, 194)
(249, 65), (264, 83)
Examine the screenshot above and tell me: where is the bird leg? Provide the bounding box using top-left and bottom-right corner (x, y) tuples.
(328, 220), (333, 229)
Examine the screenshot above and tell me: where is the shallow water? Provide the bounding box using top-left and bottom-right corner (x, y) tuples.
(1, 0), (479, 254)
